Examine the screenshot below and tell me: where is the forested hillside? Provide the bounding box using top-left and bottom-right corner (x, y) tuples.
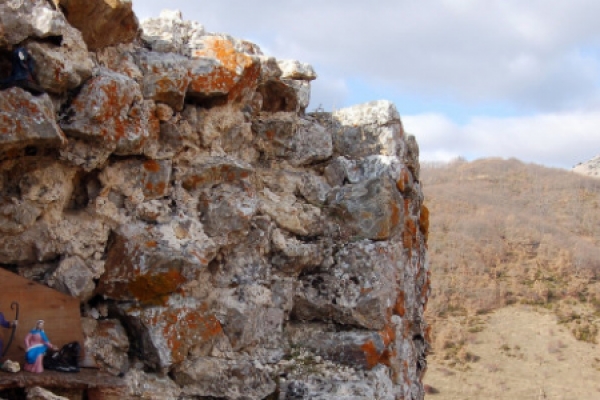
(422, 158), (600, 398)
(423, 158), (600, 358)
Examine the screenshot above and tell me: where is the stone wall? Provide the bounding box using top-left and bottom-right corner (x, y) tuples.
(0, 2), (430, 399)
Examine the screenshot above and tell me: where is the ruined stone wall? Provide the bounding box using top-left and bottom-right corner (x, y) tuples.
(0, 1), (430, 399)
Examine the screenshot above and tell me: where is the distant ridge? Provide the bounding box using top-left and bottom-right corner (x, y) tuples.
(573, 154), (600, 178)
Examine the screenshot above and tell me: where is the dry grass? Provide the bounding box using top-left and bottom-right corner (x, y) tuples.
(422, 158), (600, 352)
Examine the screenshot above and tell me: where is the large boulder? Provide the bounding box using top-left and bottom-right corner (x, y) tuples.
(52, 0), (139, 50)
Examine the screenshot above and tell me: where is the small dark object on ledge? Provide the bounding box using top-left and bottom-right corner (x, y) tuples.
(0, 47), (44, 95)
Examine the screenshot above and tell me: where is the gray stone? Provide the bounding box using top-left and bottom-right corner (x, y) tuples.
(327, 176), (403, 241)
(332, 100), (404, 159)
(119, 296), (226, 370)
(26, 23), (94, 94)
(293, 240), (402, 330)
(59, 69), (159, 156)
(140, 9), (205, 56)
(134, 51), (191, 111)
(172, 357), (276, 400)
(47, 256), (96, 301)
(259, 188), (324, 237)
(82, 318), (130, 375)
(277, 59), (317, 81)
(0, 89), (66, 156)
(96, 218), (217, 304)
(125, 369), (182, 400)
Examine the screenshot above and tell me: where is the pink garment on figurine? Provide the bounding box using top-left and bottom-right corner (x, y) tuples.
(23, 331), (51, 373)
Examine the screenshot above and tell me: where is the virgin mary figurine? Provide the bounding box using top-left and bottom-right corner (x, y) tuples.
(24, 320), (57, 373)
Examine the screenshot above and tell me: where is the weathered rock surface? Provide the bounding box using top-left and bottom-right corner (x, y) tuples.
(172, 357), (276, 400)
(59, 69), (159, 156)
(0, 6), (429, 400)
(52, 0), (139, 50)
(332, 100), (405, 158)
(0, 89), (66, 156)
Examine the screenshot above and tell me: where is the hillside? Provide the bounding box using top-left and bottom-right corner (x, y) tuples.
(421, 158), (600, 397)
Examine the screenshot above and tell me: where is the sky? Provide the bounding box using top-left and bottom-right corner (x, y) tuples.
(132, 1), (600, 169)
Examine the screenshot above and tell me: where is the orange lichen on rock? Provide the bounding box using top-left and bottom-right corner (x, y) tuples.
(128, 270), (187, 305)
(164, 307), (223, 363)
(189, 36), (261, 102)
(419, 204), (429, 243)
(143, 159), (162, 172)
(360, 326), (397, 369)
(394, 290), (406, 317)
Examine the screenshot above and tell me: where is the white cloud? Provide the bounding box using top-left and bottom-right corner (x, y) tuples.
(133, 0), (600, 112)
(404, 112), (600, 169)
(132, 1), (600, 167)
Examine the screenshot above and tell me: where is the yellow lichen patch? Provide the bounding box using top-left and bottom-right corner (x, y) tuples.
(128, 270), (186, 305)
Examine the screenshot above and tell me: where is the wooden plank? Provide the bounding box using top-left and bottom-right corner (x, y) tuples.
(0, 269), (84, 364)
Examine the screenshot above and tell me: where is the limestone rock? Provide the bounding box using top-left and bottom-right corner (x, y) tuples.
(209, 216), (273, 288)
(59, 139), (113, 171)
(140, 9), (205, 56)
(99, 159), (172, 202)
(293, 240), (401, 330)
(120, 298), (226, 369)
(325, 155), (405, 186)
(172, 357), (276, 400)
(125, 369), (182, 400)
(327, 176), (403, 240)
(214, 285), (285, 357)
(277, 59), (317, 81)
(0, 89), (66, 157)
(26, 23), (94, 94)
(187, 35), (261, 104)
(82, 318), (130, 375)
(177, 156), (253, 192)
(47, 256), (96, 301)
(134, 51), (191, 111)
(197, 183), (258, 246)
(0, 0), (66, 47)
(259, 188), (324, 237)
(252, 113), (332, 165)
(52, 0), (139, 50)
(271, 228), (325, 275)
(26, 387), (68, 400)
(298, 173), (332, 206)
(59, 69), (159, 156)
(279, 365), (394, 400)
(332, 100), (404, 158)
(0, 158), (75, 235)
(0, 210), (110, 264)
(96, 218), (217, 304)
